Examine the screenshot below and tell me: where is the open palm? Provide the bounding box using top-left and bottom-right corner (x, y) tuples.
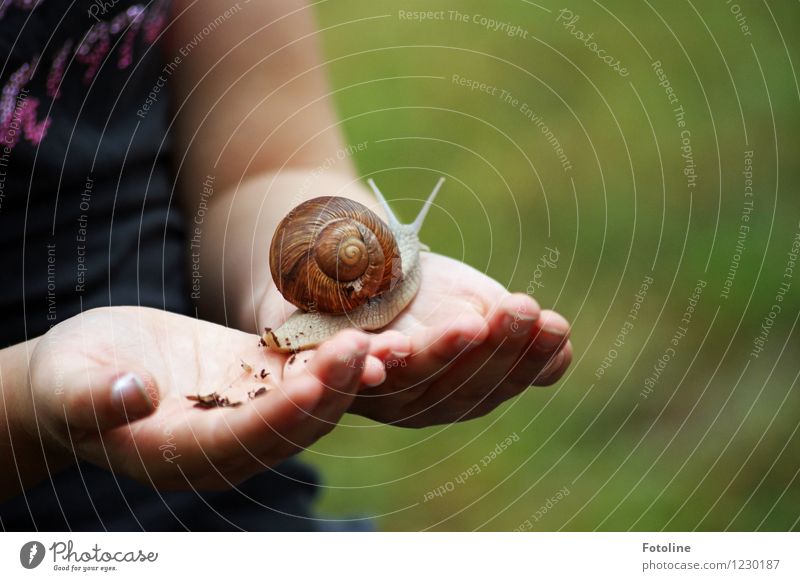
(351, 253), (572, 426)
(26, 306), (372, 490)
(259, 253), (572, 428)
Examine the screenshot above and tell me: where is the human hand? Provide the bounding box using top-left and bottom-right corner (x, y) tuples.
(348, 253), (572, 427)
(21, 306), (375, 490)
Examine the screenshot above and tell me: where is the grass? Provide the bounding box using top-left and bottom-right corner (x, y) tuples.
(300, 0), (800, 531)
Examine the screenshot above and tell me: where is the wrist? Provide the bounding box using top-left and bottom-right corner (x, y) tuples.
(3, 336), (40, 443)
(0, 335), (74, 500)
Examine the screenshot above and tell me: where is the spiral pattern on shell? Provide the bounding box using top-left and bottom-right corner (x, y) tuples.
(269, 196), (402, 314)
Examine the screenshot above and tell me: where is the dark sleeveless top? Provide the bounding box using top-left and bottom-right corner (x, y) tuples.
(0, 0), (340, 531)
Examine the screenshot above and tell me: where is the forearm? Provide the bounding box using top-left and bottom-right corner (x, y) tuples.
(168, 0), (382, 330)
(196, 168), (381, 332)
(0, 338), (72, 501)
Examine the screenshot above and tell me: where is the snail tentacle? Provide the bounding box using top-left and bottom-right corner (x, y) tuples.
(367, 178), (402, 229)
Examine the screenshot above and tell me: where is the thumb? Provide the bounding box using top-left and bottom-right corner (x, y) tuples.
(54, 367), (160, 432)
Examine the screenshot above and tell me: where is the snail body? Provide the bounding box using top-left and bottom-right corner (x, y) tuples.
(264, 178), (444, 352)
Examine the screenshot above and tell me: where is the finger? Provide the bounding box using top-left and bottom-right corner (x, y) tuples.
(449, 293), (540, 389)
(281, 350), (315, 380)
(479, 352), (561, 409)
(284, 352), (383, 388)
(399, 313), (489, 384)
(510, 318), (571, 385)
(206, 371), (325, 462)
(298, 329), (369, 394)
(38, 362), (160, 437)
(492, 341), (572, 405)
(156, 366), (325, 485)
(529, 310), (570, 359)
(351, 314), (489, 418)
(282, 335), (383, 387)
(367, 330), (412, 361)
(235, 330), (367, 453)
(416, 293), (538, 406)
(532, 340), (573, 386)
(269, 331), (370, 457)
(362, 355), (387, 388)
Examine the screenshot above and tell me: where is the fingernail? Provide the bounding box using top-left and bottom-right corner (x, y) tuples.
(537, 326), (567, 350)
(350, 346), (368, 360)
(292, 379), (324, 420)
(508, 314), (534, 338)
(364, 374), (386, 388)
(330, 353), (362, 385)
(517, 312), (538, 322)
(540, 350), (566, 378)
(329, 365), (354, 386)
(111, 372), (153, 419)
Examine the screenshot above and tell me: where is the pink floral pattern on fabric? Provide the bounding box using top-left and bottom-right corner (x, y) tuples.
(0, 59), (50, 147)
(0, 0), (170, 149)
(0, 0), (44, 20)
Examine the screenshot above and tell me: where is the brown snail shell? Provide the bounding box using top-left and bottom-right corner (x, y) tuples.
(269, 196), (402, 314)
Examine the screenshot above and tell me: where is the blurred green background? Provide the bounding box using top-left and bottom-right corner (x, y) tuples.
(302, 0), (800, 531)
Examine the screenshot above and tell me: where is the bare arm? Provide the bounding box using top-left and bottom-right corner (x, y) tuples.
(169, 0), (377, 331)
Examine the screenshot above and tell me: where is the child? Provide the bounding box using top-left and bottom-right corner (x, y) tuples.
(0, 0), (571, 530)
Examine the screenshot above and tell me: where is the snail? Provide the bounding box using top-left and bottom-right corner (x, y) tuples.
(263, 178), (445, 352)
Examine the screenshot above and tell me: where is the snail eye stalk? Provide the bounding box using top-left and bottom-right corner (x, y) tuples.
(412, 177), (445, 234)
(367, 178), (401, 228)
(366, 177), (446, 234)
